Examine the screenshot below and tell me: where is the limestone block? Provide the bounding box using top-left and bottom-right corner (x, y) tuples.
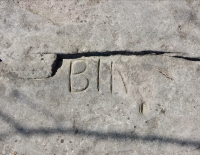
(0, 55), (199, 154)
(1, 0), (200, 78)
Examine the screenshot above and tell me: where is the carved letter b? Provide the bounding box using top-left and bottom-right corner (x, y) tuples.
(69, 60), (89, 92)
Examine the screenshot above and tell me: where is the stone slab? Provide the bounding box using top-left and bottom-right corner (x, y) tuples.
(0, 55), (200, 154)
(1, 0), (200, 78)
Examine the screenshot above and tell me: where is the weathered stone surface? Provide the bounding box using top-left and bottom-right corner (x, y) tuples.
(0, 0), (200, 154)
(9, 54), (57, 79)
(2, 0), (200, 56)
(0, 55), (200, 154)
(1, 0), (200, 78)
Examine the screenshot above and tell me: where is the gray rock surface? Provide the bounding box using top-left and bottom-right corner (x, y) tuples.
(1, 0), (200, 78)
(5, 54), (57, 79)
(0, 55), (200, 154)
(0, 0), (200, 154)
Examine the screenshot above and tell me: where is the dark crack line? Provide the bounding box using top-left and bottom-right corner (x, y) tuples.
(51, 50), (200, 77)
(57, 50), (177, 59)
(52, 50), (180, 76)
(172, 56), (200, 61)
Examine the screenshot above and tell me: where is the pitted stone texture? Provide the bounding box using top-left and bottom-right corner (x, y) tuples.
(0, 55), (200, 154)
(1, 0), (200, 78)
(5, 54), (57, 79)
(1, 0), (200, 60)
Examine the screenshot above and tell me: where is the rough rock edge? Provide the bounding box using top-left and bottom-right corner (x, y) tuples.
(0, 54), (57, 79)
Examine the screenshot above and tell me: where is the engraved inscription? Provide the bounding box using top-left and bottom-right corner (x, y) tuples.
(110, 61), (113, 94)
(70, 60), (89, 92)
(116, 70), (128, 93)
(97, 59), (100, 91)
(139, 102), (144, 114)
(68, 58), (128, 94)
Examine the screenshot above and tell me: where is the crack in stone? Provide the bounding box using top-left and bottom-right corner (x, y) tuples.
(56, 50), (179, 59)
(172, 56), (200, 61)
(52, 50), (173, 78)
(1, 51), (200, 80)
